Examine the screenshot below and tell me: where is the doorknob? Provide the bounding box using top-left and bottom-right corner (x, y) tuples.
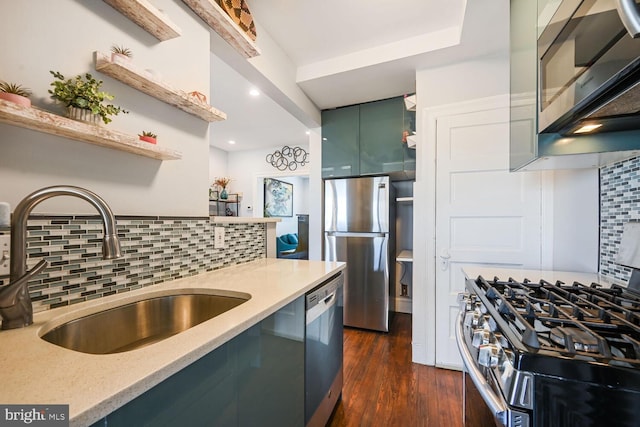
(439, 249), (451, 271)
(439, 249), (451, 259)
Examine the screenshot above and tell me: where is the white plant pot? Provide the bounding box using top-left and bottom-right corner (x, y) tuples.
(67, 107), (101, 125)
(111, 53), (132, 64)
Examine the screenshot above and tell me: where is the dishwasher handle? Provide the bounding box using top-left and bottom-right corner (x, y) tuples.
(306, 273), (343, 325)
(306, 288), (338, 325)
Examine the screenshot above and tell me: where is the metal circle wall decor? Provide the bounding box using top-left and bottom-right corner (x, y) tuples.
(266, 145), (308, 171)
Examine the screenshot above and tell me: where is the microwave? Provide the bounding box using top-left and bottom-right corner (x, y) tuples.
(538, 0), (640, 135)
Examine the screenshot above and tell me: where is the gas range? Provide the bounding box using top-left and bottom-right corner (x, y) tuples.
(457, 270), (640, 427)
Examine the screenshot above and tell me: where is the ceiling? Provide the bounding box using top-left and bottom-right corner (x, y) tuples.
(209, 0), (509, 152)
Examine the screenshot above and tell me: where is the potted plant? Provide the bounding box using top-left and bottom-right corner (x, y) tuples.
(49, 71), (128, 125)
(139, 131), (157, 144)
(0, 81), (32, 107)
(213, 177), (231, 200)
(111, 45), (133, 63)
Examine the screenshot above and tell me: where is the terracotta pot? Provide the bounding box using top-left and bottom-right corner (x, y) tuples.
(139, 135), (157, 144)
(0, 92), (31, 107)
(67, 106), (101, 125)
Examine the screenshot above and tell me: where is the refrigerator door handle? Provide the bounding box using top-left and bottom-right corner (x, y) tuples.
(377, 183), (385, 232)
(325, 231), (387, 238)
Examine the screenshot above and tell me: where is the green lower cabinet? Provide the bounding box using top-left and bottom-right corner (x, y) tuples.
(91, 296), (305, 427)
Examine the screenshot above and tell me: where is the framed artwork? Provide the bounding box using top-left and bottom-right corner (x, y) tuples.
(264, 178), (293, 217)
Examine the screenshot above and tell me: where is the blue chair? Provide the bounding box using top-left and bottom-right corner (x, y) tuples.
(276, 233), (298, 256)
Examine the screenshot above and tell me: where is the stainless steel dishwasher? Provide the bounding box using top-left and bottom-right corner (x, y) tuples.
(305, 272), (344, 427)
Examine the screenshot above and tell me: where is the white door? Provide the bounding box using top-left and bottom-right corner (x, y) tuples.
(434, 106), (542, 368)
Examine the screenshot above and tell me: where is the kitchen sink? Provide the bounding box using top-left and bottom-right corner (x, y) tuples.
(40, 290), (251, 354)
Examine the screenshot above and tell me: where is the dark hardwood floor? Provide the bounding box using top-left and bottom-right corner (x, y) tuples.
(328, 313), (463, 427)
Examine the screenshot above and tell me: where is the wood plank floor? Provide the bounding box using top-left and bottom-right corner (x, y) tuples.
(328, 313), (463, 427)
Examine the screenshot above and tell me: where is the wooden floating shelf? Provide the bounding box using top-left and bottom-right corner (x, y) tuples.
(0, 100), (182, 161)
(182, 0), (260, 58)
(95, 52), (226, 122)
(103, 0), (182, 41)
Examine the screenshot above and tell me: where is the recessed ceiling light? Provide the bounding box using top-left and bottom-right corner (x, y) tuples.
(305, 130), (310, 135)
(228, 140), (236, 145)
(573, 123), (603, 134)
(249, 88), (260, 97)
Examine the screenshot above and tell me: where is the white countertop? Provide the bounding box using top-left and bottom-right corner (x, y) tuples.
(0, 258), (344, 426)
(462, 266), (625, 288)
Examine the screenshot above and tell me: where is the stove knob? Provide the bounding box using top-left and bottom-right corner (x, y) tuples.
(475, 303), (488, 314)
(457, 293), (467, 310)
(493, 332), (508, 348)
(480, 315), (497, 332)
(463, 312), (476, 327)
(472, 329), (491, 348)
(478, 344), (500, 368)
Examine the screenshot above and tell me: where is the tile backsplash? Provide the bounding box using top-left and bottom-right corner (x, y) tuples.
(0, 216), (265, 312)
(600, 156), (640, 283)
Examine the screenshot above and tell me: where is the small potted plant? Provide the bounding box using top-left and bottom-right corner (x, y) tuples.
(49, 71), (128, 125)
(213, 177), (231, 200)
(111, 45), (133, 63)
(139, 131), (157, 144)
(0, 81), (32, 107)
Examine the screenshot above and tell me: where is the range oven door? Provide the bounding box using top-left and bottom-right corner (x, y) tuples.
(463, 369), (500, 427)
(538, 0), (640, 134)
(455, 311), (531, 427)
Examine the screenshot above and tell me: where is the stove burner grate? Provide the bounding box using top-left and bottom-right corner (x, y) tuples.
(549, 326), (600, 353)
(470, 275), (640, 365)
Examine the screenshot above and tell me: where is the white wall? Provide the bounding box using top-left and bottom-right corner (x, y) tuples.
(416, 54), (509, 110)
(209, 146), (229, 184)
(226, 144), (310, 217)
(210, 14), (320, 128)
(545, 169), (599, 272)
(265, 176), (308, 236)
(0, 1), (212, 216)
(223, 141), (324, 260)
(308, 129), (323, 261)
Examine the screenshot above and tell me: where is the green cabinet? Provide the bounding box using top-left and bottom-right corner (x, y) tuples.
(91, 296), (305, 427)
(509, 0), (539, 171)
(321, 105), (360, 178)
(359, 97), (405, 175)
(322, 96), (415, 178)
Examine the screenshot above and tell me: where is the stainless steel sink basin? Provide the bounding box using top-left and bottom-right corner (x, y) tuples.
(40, 290), (250, 354)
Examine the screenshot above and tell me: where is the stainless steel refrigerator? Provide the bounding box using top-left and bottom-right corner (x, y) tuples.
(324, 176), (395, 332)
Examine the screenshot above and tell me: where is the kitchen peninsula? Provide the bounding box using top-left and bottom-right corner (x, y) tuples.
(0, 258), (344, 426)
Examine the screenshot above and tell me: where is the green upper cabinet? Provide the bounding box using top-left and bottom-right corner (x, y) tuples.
(359, 97), (405, 175)
(509, 0), (539, 171)
(322, 96), (415, 179)
(321, 105), (360, 178)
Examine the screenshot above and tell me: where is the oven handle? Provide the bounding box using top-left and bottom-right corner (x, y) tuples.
(616, 0), (640, 38)
(455, 311), (508, 424)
